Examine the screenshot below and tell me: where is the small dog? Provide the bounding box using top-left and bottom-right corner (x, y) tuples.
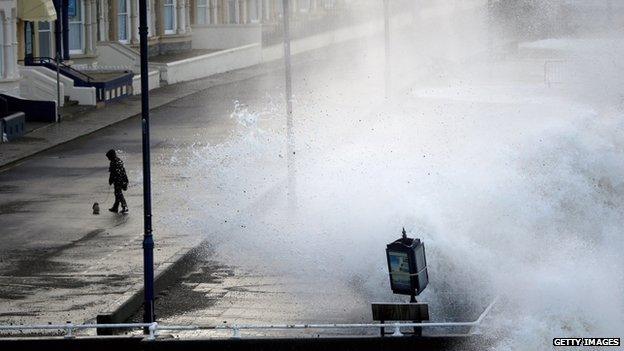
(93, 202), (100, 215)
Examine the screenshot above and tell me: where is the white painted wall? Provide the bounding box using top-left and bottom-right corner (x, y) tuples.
(155, 44), (261, 85)
(192, 24), (262, 50)
(19, 66), (65, 106)
(96, 42), (140, 72)
(0, 0), (20, 97)
(132, 69), (161, 95)
(71, 86), (97, 105)
(27, 66), (97, 106)
(0, 80), (20, 96)
(262, 13), (414, 62)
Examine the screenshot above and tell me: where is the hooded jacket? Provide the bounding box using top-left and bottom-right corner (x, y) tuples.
(109, 157), (129, 189)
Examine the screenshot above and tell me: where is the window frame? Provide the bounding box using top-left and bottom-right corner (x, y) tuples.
(68, 0), (85, 55)
(117, 0), (131, 43)
(196, 0), (208, 25)
(164, 0), (177, 34)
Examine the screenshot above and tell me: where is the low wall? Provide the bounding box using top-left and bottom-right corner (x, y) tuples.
(155, 44), (261, 85)
(261, 13), (414, 62)
(132, 70), (161, 95)
(0, 93), (57, 123)
(0, 335), (485, 351)
(19, 66), (64, 106)
(192, 24), (262, 50)
(28, 66), (96, 106)
(96, 42), (139, 72)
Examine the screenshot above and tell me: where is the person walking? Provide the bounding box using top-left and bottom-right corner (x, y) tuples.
(106, 149), (129, 213)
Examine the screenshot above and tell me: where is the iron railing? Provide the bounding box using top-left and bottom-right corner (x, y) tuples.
(23, 56), (96, 83)
(0, 299), (497, 340)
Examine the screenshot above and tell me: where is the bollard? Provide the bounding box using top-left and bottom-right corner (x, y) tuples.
(391, 324), (403, 337)
(64, 321), (74, 339)
(147, 322), (158, 341)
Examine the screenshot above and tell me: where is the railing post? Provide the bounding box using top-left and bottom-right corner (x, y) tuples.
(391, 324), (403, 337)
(64, 322), (74, 339)
(232, 327), (241, 339)
(147, 322), (158, 340)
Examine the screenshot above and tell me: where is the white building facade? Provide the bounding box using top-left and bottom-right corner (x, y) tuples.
(0, 0), (19, 95)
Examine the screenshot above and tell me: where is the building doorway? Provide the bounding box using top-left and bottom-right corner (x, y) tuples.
(24, 22), (35, 63)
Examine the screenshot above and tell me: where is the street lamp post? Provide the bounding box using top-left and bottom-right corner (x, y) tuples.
(385, 228), (430, 336)
(383, 0), (390, 98)
(53, 0), (62, 122)
(282, 0), (295, 208)
(283, 0), (293, 118)
(55, 12), (62, 122)
(138, 0), (155, 325)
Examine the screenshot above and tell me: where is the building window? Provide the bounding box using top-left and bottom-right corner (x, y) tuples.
(196, 0), (208, 24)
(164, 0), (176, 34)
(38, 22), (53, 57)
(227, 0), (237, 24)
(118, 0), (130, 42)
(247, 0), (260, 23)
(145, 0), (152, 36)
(68, 0), (85, 54)
(25, 22), (34, 58)
(298, 0), (310, 12)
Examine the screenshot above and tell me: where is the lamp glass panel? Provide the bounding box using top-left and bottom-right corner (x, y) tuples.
(388, 251), (411, 290)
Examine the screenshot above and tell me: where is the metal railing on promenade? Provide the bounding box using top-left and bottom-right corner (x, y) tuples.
(0, 299), (497, 340)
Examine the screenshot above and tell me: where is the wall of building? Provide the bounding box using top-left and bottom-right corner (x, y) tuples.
(153, 43), (260, 84)
(191, 23), (261, 49)
(0, 0), (20, 96)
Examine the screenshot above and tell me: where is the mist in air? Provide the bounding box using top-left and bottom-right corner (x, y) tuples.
(160, 1), (624, 348)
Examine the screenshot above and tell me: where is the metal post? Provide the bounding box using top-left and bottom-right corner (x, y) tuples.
(282, 0), (295, 208)
(409, 293), (422, 336)
(54, 0), (62, 122)
(383, 0), (390, 98)
(139, 0), (155, 326)
(56, 22), (62, 122)
(62, 0), (69, 60)
(56, 51), (61, 122)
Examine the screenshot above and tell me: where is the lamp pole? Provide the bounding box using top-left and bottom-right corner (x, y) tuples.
(56, 22), (61, 122)
(138, 0), (155, 325)
(282, 0), (295, 208)
(383, 0), (390, 98)
(54, 0), (62, 122)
